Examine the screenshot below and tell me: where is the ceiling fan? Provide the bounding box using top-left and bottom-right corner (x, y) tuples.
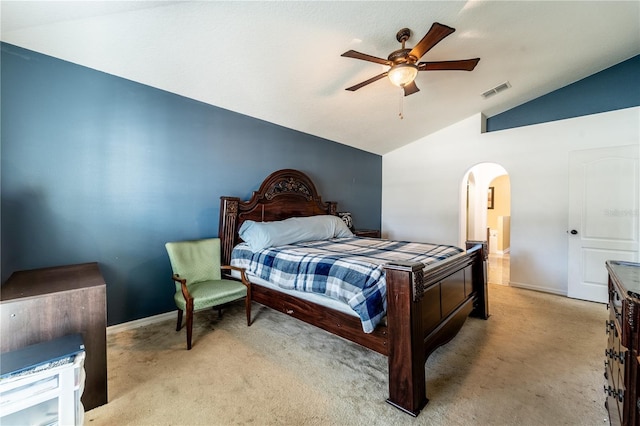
(342, 22), (480, 96)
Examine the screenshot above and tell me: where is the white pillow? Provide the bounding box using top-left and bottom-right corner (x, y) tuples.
(238, 215), (353, 252)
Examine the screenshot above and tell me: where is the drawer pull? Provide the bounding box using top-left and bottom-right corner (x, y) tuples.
(603, 385), (613, 396)
(605, 320), (615, 333)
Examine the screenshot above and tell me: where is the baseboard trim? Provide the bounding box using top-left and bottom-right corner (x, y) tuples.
(107, 311), (177, 335)
(508, 281), (566, 297)
(106, 280), (565, 334)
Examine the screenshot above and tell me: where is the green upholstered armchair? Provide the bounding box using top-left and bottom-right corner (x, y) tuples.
(165, 238), (251, 350)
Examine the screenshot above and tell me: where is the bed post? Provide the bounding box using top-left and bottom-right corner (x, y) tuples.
(384, 262), (427, 416)
(219, 196), (240, 266)
(466, 240), (489, 319)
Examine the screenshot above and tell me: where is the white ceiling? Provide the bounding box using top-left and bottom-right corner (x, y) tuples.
(2, 1), (639, 155)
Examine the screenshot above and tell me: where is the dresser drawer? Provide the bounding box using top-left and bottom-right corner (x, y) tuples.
(604, 353), (624, 426)
(634, 356), (640, 425)
(606, 392), (623, 426)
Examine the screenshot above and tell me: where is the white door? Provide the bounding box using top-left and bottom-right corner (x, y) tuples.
(568, 145), (639, 303)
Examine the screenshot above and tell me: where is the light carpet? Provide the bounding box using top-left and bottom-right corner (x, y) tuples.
(85, 284), (608, 425)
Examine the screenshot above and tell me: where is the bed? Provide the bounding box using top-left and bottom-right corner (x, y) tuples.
(219, 169), (489, 416)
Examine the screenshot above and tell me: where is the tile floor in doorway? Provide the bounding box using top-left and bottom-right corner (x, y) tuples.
(488, 252), (510, 285)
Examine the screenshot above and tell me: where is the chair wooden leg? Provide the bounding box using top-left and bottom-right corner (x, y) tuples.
(186, 301), (194, 350)
(176, 309), (183, 331)
(245, 296), (252, 326)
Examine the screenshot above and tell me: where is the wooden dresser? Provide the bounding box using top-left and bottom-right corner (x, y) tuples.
(1, 263), (107, 411)
(605, 260), (640, 426)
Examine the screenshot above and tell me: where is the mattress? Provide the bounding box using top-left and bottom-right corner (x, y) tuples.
(230, 237), (464, 332)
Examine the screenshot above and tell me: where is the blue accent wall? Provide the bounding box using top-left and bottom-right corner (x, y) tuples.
(486, 54), (640, 132)
(1, 43), (382, 325)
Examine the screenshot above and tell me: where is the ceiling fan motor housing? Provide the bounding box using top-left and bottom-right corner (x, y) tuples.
(388, 48), (413, 64)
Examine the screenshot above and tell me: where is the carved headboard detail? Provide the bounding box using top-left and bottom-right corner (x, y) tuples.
(219, 169), (337, 264)
(264, 176), (313, 200)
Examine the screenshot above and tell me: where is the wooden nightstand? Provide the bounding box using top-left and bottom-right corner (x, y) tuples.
(354, 229), (381, 238)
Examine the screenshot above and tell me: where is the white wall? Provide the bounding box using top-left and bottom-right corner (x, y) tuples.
(382, 107), (640, 295)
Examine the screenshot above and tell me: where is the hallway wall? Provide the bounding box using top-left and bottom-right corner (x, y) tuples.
(487, 175), (511, 252)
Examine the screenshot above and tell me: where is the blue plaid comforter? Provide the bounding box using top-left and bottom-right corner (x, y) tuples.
(230, 237), (463, 333)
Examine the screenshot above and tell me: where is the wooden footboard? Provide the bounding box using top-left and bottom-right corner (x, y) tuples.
(244, 243), (487, 416)
(219, 169), (489, 417)
(384, 241), (488, 416)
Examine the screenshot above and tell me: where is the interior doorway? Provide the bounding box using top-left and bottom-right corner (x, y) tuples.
(460, 163), (511, 285)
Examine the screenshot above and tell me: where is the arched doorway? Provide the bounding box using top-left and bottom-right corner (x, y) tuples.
(460, 163), (511, 285)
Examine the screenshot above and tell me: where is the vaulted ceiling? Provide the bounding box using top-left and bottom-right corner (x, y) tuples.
(2, 1), (639, 154)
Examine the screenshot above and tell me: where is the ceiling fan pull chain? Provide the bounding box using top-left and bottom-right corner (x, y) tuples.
(398, 87), (404, 120)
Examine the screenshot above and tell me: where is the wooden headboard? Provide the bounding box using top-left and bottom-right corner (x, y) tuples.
(218, 169), (337, 265)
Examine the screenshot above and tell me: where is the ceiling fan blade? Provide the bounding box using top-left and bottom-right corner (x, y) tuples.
(408, 22), (455, 60)
(418, 58), (480, 71)
(345, 72), (388, 91)
(341, 50), (391, 66)
(403, 81), (420, 96)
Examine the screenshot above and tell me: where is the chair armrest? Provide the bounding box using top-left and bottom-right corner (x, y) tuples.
(171, 274), (192, 302)
(222, 266), (252, 303)
(171, 274), (186, 284)
(221, 265), (250, 288)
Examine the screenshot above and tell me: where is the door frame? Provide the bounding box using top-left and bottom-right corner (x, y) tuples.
(459, 163), (509, 247)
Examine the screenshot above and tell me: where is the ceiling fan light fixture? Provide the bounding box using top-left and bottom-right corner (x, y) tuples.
(387, 63), (418, 87)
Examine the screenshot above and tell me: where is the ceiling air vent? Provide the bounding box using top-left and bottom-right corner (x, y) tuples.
(481, 81), (511, 99)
